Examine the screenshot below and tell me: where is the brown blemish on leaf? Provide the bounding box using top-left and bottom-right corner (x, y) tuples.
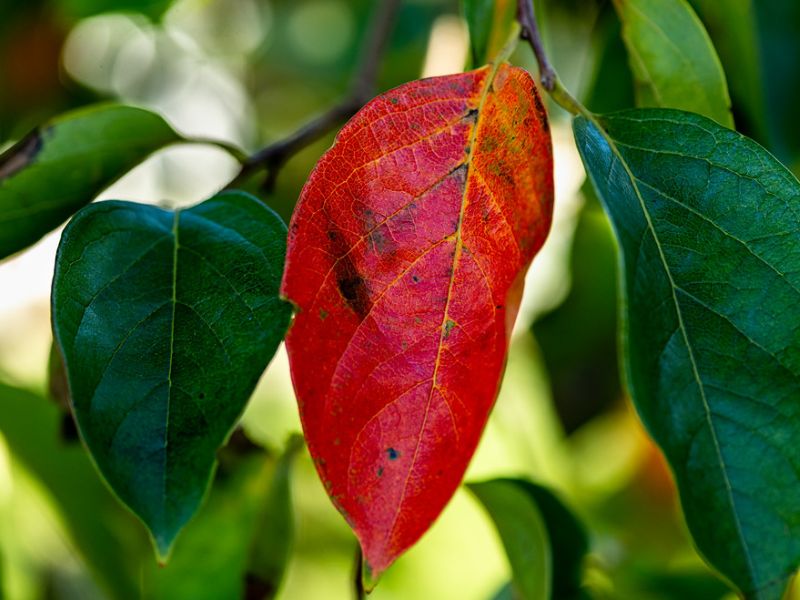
(443, 319), (456, 339)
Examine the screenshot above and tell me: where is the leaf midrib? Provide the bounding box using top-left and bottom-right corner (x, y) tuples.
(382, 63), (502, 548)
(163, 209), (180, 524)
(586, 116), (757, 584)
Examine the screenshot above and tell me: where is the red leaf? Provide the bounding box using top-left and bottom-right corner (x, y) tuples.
(282, 63), (553, 579)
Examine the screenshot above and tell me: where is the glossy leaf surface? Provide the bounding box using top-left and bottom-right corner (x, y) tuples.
(282, 64), (553, 579)
(52, 191), (292, 558)
(0, 104), (178, 259)
(469, 479), (588, 600)
(612, 0), (733, 128)
(462, 0), (516, 67)
(575, 109), (800, 600)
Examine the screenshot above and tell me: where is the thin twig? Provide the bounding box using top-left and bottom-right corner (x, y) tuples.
(516, 0), (589, 118)
(353, 544), (366, 600)
(226, 0), (402, 191)
(516, 0), (556, 91)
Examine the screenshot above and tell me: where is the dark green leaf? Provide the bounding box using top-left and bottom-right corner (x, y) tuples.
(462, 0), (517, 67)
(0, 104), (179, 260)
(469, 479), (589, 600)
(574, 109), (800, 600)
(752, 1), (800, 168)
(583, 10), (635, 114)
(688, 0), (767, 143)
(533, 191), (620, 434)
(56, 0), (174, 20)
(52, 190), (292, 559)
(612, 0), (733, 128)
(246, 435), (303, 600)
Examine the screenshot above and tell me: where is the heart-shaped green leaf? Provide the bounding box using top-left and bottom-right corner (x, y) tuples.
(0, 104), (179, 260)
(52, 190), (292, 558)
(574, 109), (800, 600)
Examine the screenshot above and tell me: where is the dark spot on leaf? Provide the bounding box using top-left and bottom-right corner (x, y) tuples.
(335, 253), (370, 317)
(464, 108), (479, 122)
(389, 97), (399, 105)
(387, 447), (399, 460)
(326, 230), (338, 240)
(333, 437), (341, 446)
(412, 275), (420, 283)
(377, 466), (384, 477)
(496, 304), (503, 310)
(0, 129), (44, 180)
(319, 308), (328, 320)
(198, 392), (205, 399)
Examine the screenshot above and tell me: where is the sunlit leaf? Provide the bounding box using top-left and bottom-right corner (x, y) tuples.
(574, 109), (800, 600)
(282, 64), (553, 582)
(0, 104), (179, 259)
(612, 0), (733, 127)
(52, 191), (292, 558)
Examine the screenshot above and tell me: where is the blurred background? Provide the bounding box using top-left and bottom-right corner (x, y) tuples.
(0, 0), (797, 598)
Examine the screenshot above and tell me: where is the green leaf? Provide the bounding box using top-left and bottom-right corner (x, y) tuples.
(752, 1), (800, 167)
(56, 0), (174, 20)
(145, 453), (276, 600)
(0, 104), (179, 260)
(0, 381), (149, 599)
(468, 479), (589, 600)
(51, 190), (292, 559)
(462, 0), (517, 67)
(574, 109), (800, 600)
(688, 0), (767, 142)
(612, 0), (733, 128)
(246, 435), (303, 600)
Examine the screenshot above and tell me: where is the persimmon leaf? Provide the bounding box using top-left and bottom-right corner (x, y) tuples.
(574, 109), (800, 600)
(0, 104), (179, 260)
(282, 64), (553, 581)
(52, 190), (292, 558)
(612, 0), (733, 128)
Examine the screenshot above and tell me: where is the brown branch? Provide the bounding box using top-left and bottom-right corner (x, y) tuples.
(516, 0), (556, 91)
(227, 0), (402, 191)
(516, 0), (587, 116)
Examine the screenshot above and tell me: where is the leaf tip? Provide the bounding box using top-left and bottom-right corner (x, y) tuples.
(361, 558), (380, 594)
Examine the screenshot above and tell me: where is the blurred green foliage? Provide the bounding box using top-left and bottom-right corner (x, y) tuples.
(1, 0), (799, 598)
